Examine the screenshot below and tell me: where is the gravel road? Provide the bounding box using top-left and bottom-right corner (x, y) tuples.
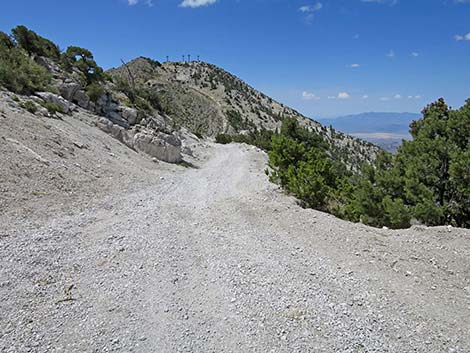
(1, 143), (469, 352)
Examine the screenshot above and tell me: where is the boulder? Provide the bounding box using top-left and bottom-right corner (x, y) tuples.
(59, 83), (81, 101)
(73, 90), (90, 109)
(35, 92), (76, 114)
(120, 107), (139, 125)
(96, 117), (125, 142)
(94, 94), (130, 128)
(59, 83), (92, 109)
(133, 132), (182, 163)
(107, 111), (130, 129)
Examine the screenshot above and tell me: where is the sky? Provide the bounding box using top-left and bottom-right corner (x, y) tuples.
(1, 0), (469, 118)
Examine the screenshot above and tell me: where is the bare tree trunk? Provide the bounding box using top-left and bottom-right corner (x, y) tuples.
(120, 59), (135, 89)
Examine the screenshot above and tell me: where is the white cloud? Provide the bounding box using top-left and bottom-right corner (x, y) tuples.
(299, 3), (323, 12)
(180, 0), (217, 8)
(299, 3), (323, 23)
(380, 97), (390, 101)
(411, 52), (419, 57)
(127, 0), (153, 6)
(386, 49), (395, 58)
(302, 91), (320, 100)
(353, 34), (360, 40)
(328, 92), (351, 99)
(348, 63), (361, 68)
(361, 0), (398, 5)
(394, 94), (402, 99)
(362, 95), (369, 99)
(455, 33), (470, 41)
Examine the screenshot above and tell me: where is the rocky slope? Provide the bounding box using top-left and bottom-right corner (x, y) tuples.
(2, 49), (379, 170)
(108, 58), (380, 168)
(0, 90), (199, 224)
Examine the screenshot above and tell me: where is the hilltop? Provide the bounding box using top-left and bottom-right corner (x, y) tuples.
(106, 57), (379, 167)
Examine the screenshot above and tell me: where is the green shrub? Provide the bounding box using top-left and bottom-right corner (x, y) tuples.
(11, 25), (60, 60)
(0, 32), (14, 49)
(0, 46), (51, 94)
(40, 101), (64, 115)
(20, 100), (37, 114)
(338, 98), (470, 228)
(85, 83), (105, 102)
(136, 88), (163, 111)
(215, 133), (233, 144)
(226, 109), (256, 132)
(61, 46), (104, 85)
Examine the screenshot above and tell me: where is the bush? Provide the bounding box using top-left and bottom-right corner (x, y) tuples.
(0, 45), (51, 94)
(268, 131), (343, 212)
(215, 134), (233, 144)
(11, 25), (60, 60)
(226, 110), (256, 132)
(85, 83), (105, 103)
(20, 100), (38, 114)
(40, 101), (64, 115)
(0, 32), (14, 49)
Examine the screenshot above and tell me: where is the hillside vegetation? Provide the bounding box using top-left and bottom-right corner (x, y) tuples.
(107, 57), (379, 169)
(1, 25), (468, 229)
(217, 101), (470, 229)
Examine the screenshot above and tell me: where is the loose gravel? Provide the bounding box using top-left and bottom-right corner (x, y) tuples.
(1, 142), (470, 353)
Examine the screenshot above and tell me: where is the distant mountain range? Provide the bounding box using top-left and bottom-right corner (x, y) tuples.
(319, 112), (421, 153)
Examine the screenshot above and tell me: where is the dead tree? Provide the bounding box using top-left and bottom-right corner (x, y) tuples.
(120, 59), (135, 90)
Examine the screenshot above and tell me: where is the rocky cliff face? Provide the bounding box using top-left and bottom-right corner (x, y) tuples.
(12, 56), (185, 164)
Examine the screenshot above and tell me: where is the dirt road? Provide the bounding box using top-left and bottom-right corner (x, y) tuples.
(1, 143), (469, 352)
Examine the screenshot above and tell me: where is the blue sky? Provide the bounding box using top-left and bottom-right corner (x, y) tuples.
(1, 0), (469, 118)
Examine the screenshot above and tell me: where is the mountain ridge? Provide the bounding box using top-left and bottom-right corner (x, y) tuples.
(107, 57), (380, 168)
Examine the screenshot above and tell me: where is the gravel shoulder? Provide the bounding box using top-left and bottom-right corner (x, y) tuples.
(1, 109), (469, 352)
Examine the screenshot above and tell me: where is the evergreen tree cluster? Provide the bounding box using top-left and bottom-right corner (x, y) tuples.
(217, 99), (470, 229)
(0, 28), (51, 94)
(0, 25), (104, 94)
(346, 98), (470, 228)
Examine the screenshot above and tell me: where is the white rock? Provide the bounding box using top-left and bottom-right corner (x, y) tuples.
(35, 92), (76, 114)
(133, 132), (182, 163)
